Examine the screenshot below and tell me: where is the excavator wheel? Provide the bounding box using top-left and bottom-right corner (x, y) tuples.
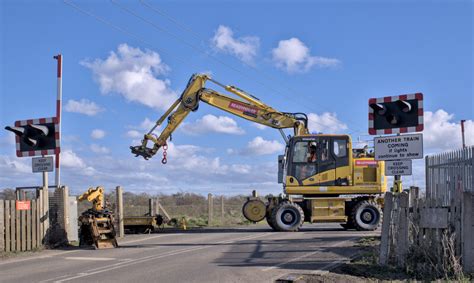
(350, 200), (382, 231)
(271, 202), (304, 232)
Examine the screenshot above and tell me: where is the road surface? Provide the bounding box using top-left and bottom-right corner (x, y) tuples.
(0, 224), (378, 283)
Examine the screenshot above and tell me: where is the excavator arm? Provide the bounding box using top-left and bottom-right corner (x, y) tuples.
(130, 73), (309, 160)
(78, 186), (105, 211)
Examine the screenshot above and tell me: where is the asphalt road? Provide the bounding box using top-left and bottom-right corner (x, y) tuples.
(0, 224), (378, 283)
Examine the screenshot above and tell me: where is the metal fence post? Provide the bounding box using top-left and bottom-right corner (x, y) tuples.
(115, 186), (124, 238)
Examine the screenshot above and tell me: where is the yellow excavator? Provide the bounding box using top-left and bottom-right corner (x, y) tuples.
(131, 74), (386, 232)
(77, 186), (118, 249)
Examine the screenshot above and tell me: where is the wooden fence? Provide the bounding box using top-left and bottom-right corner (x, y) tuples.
(0, 199), (42, 252)
(380, 146), (474, 275)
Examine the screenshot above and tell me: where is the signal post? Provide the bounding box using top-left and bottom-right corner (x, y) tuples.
(4, 54), (63, 244)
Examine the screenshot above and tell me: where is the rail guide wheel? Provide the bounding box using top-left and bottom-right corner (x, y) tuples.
(242, 199), (266, 223)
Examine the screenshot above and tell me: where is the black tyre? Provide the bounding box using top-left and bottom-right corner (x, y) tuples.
(351, 200), (381, 231)
(340, 212), (356, 230)
(271, 202), (304, 232)
(266, 213), (277, 231)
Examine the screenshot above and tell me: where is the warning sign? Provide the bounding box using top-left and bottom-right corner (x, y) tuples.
(32, 156), (54, 173)
(385, 160), (412, 176)
(16, 200), (31, 210)
(374, 133), (423, 161)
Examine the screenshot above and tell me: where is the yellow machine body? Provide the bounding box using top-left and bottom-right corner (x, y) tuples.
(78, 186), (118, 249)
(283, 135), (386, 196)
(309, 198), (347, 223)
(130, 73), (386, 231)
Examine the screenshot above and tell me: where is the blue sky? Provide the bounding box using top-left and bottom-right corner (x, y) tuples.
(1, 0), (472, 195)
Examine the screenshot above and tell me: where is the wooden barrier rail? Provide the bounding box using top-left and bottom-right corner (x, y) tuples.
(0, 199), (42, 252)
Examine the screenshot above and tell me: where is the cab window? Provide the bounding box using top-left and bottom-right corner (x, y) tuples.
(292, 142), (309, 162)
(291, 140), (318, 181)
(320, 139), (329, 161)
(333, 139), (347, 157)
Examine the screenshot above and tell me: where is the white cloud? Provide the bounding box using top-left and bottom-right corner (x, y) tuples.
(126, 130), (142, 138)
(61, 150), (86, 168)
(60, 150), (97, 177)
(253, 123), (267, 130)
(0, 142), (279, 195)
(271, 38), (340, 73)
(231, 164), (251, 174)
(307, 112), (348, 134)
(241, 136), (285, 156)
(91, 129), (106, 139)
(139, 118), (156, 130)
(64, 99), (104, 116)
(126, 118), (160, 142)
(211, 25), (259, 64)
(424, 109), (473, 151)
(90, 144), (110, 154)
(81, 43), (177, 111)
(0, 155), (31, 174)
(181, 114), (245, 135)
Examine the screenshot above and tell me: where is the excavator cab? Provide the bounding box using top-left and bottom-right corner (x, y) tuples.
(284, 135), (351, 188)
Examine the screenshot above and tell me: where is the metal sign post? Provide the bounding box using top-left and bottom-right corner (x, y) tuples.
(394, 133), (402, 193)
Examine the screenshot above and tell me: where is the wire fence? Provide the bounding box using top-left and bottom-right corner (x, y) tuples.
(116, 193), (249, 227)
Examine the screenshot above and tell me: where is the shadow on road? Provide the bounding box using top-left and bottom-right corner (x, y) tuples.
(213, 239), (361, 272)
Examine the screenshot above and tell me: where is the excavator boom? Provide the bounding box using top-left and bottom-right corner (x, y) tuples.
(130, 73), (308, 160)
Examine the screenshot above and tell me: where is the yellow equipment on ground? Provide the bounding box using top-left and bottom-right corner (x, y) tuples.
(77, 186), (118, 249)
(131, 73), (386, 232)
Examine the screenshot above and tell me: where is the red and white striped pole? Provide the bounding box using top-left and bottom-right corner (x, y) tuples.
(54, 54), (62, 187)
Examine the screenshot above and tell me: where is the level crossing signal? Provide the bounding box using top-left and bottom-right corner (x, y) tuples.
(368, 93), (424, 135)
(5, 117), (60, 157)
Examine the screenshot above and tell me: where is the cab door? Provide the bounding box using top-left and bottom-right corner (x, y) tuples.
(317, 137), (336, 185)
(331, 137), (350, 185)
